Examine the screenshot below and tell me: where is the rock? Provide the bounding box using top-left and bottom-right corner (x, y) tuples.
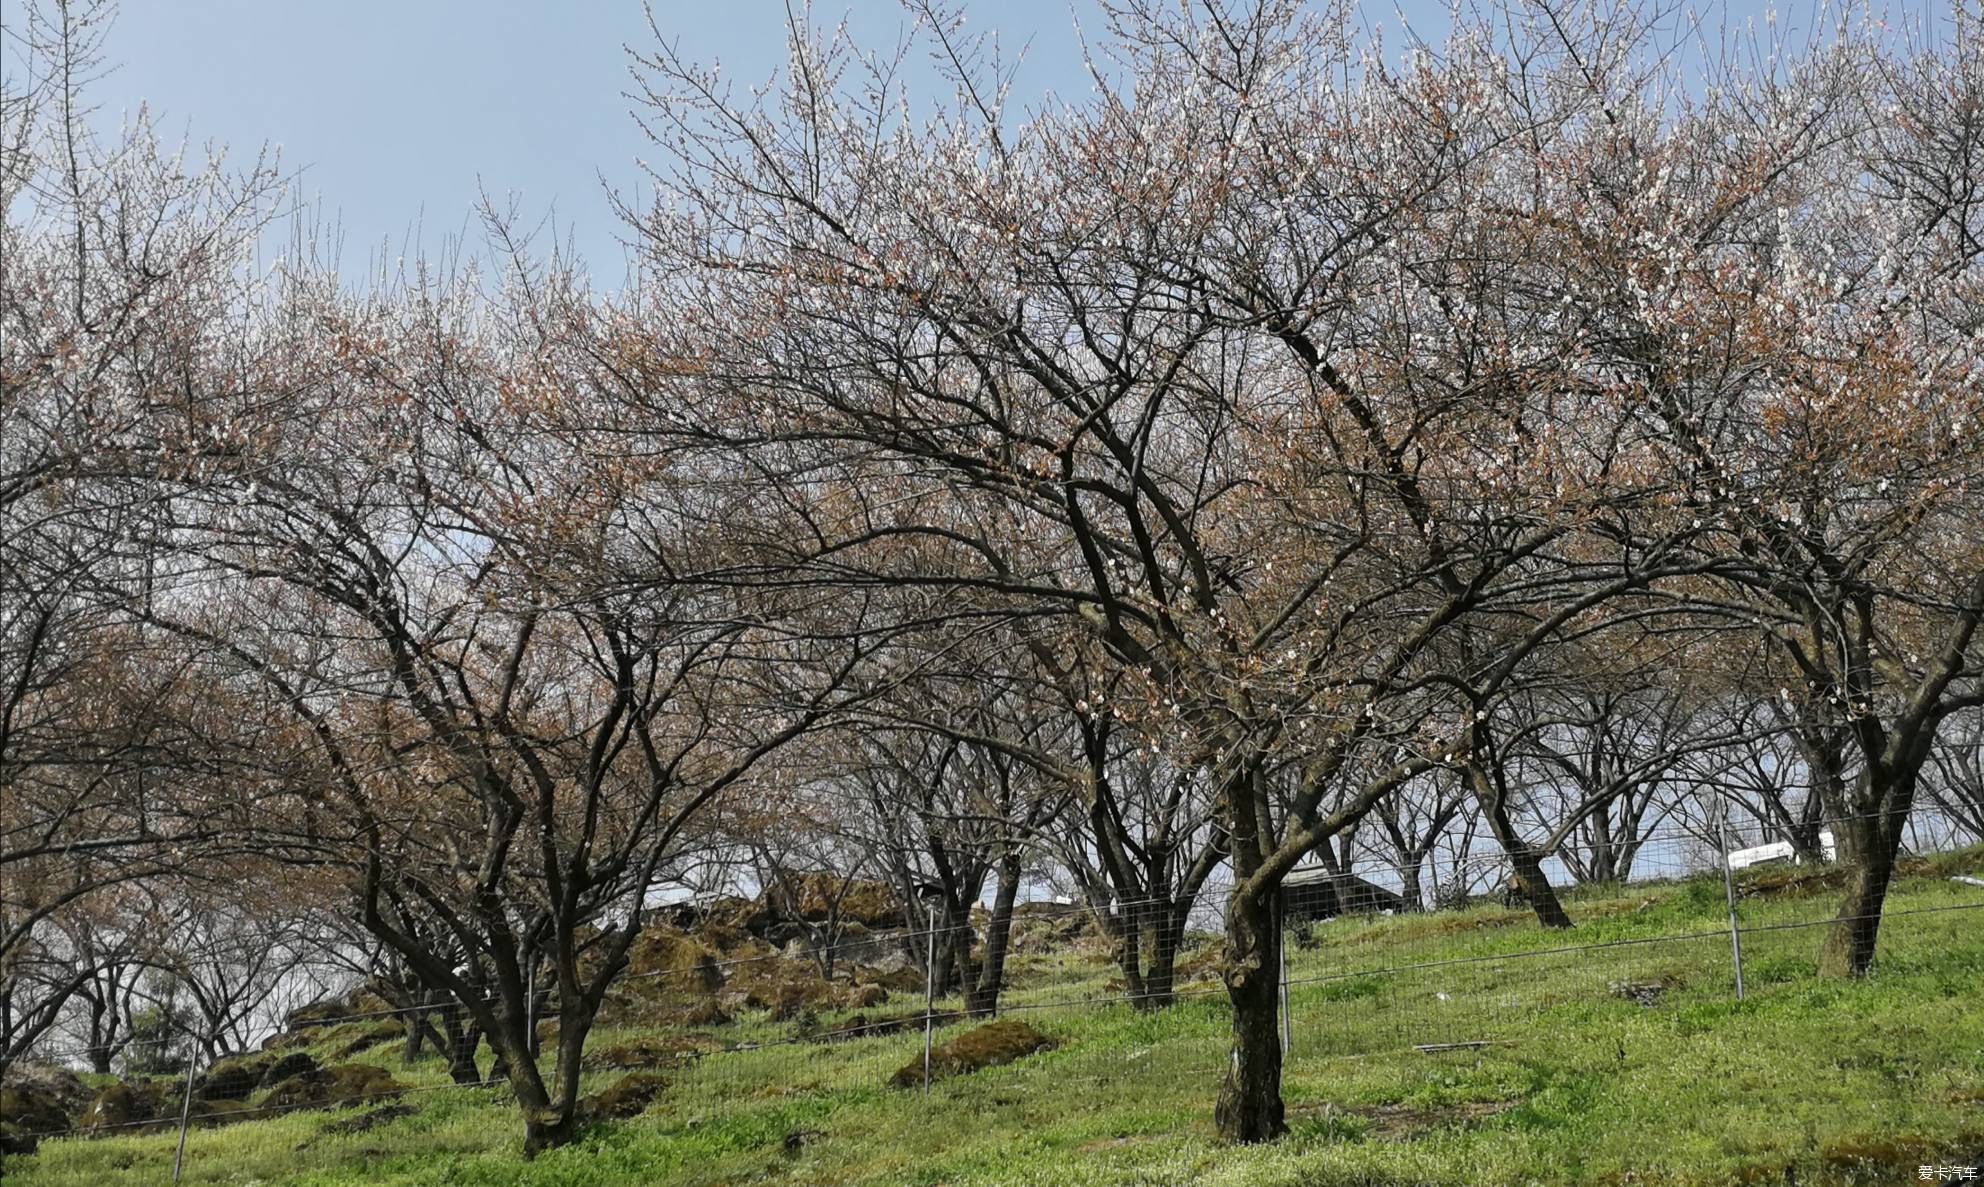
(584, 1034), (720, 1071)
(1, 1065), (87, 1154)
(857, 963), (926, 994)
(722, 963), (846, 1021)
(1608, 980), (1670, 1007)
(759, 875), (908, 930)
(888, 1020), (1056, 1088)
(579, 1071), (667, 1121)
(4, 1063), (90, 1115)
(284, 999), (349, 1031)
(184, 1098), (254, 1128)
(197, 1052), (276, 1101)
(865, 950), (912, 976)
(328, 1021), (404, 1059)
(318, 1103), (414, 1136)
(625, 927), (725, 993)
(79, 1080), (172, 1133)
(263, 1063), (406, 1113)
(816, 1009), (958, 1042)
(783, 1127), (822, 1155)
(260, 1051), (320, 1089)
(261, 1029), (313, 1051)
(670, 998), (731, 1027)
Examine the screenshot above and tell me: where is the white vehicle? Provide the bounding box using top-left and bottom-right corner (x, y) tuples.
(1726, 829), (1836, 871)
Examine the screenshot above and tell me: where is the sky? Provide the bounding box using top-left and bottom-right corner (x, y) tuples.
(0, 0), (1953, 281)
(0, 1), (1133, 277)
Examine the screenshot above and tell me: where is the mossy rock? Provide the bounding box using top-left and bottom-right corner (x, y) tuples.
(197, 1052), (276, 1101)
(889, 1020), (1056, 1088)
(318, 1103), (415, 1136)
(1, 1067), (84, 1154)
(584, 1034), (720, 1071)
(4, 1063), (90, 1116)
(856, 965), (928, 995)
(259, 1050), (320, 1089)
(79, 1080), (172, 1133)
(579, 1071), (668, 1121)
(722, 962), (851, 1021)
(183, 1097), (255, 1128)
(625, 926), (725, 992)
(327, 1020), (404, 1059)
(667, 997), (732, 1027)
(263, 1062), (406, 1113)
(283, 999), (350, 1031)
(761, 874), (907, 928)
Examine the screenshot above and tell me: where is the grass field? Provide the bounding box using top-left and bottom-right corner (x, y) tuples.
(7, 854), (1983, 1187)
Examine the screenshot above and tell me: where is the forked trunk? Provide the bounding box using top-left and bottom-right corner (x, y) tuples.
(1468, 761), (1574, 929)
(1819, 802), (1905, 978)
(963, 855), (1023, 1017)
(522, 1112), (577, 1157)
(498, 1002), (594, 1157)
(1214, 885), (1286, 1143)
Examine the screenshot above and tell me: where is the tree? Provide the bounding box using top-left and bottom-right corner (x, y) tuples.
(628, 0), (1711, 1139)
(1545, 9), (1984, 975)
(119, 246), (889, 1150)
(1, 0), (283, 1076)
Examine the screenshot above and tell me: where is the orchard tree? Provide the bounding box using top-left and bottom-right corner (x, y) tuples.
(123, 247), (891, 1151)
(627, 0), (1720, 1139)
(1542, 8), (1984, 975)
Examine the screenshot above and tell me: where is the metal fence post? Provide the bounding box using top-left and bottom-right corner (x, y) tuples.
(1717, 799), (1746, 1002)
(525, 958), (537, 1058)
(922, 901), (938, 1096)
(1276, 887), (1291, 1057)
(171, 1032), (204, 1184)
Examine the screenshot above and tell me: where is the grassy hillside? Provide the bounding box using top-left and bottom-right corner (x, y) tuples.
(7, 855), (1983, 1187)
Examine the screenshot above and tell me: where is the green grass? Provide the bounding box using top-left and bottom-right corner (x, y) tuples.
(8, 854), (1983, 1186)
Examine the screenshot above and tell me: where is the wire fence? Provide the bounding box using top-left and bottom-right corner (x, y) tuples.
(6, 813), (1982, 1181)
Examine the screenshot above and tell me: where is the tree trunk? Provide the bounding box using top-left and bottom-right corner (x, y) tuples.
(1819, 787), (1908, 978)
(439, 1000), (484, 1083)
(1108, 906), (1149, 1004)
(1137, 910), (1180, 1009)
(1214, 884), (1286, 1143)
(401, 1007), (427, 1062)
(449, 1034), (482, 1085)
(945, 899), (977, 1001)
(522, 1111), (576, 1157)
(85, 995), (116, 1074)
(1398, 857), (1425, 913)
(498, 1015), (582, 1157)
(1507, 844), (1575, 929)
(1467, 762), (1574, 929)
(963, 854), (1022, 1017)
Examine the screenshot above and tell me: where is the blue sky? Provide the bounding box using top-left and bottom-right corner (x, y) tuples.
(0, 1), (1951, 280)
(2, 1), (1128, 275)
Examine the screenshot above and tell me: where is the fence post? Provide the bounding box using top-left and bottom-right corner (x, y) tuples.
(1717, 798), (1746, 1002)
(921, 901), (938, 1096)
(1276, 887), (1291, 1057)
(525, 958), (537, 1058)
(170, 1032), (205, 1184)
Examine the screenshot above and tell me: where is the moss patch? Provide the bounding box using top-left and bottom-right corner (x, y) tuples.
(889, 1020), (1057, 1088)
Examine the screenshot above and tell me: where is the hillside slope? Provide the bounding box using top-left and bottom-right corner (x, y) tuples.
(6, 856), (1982, 1187)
